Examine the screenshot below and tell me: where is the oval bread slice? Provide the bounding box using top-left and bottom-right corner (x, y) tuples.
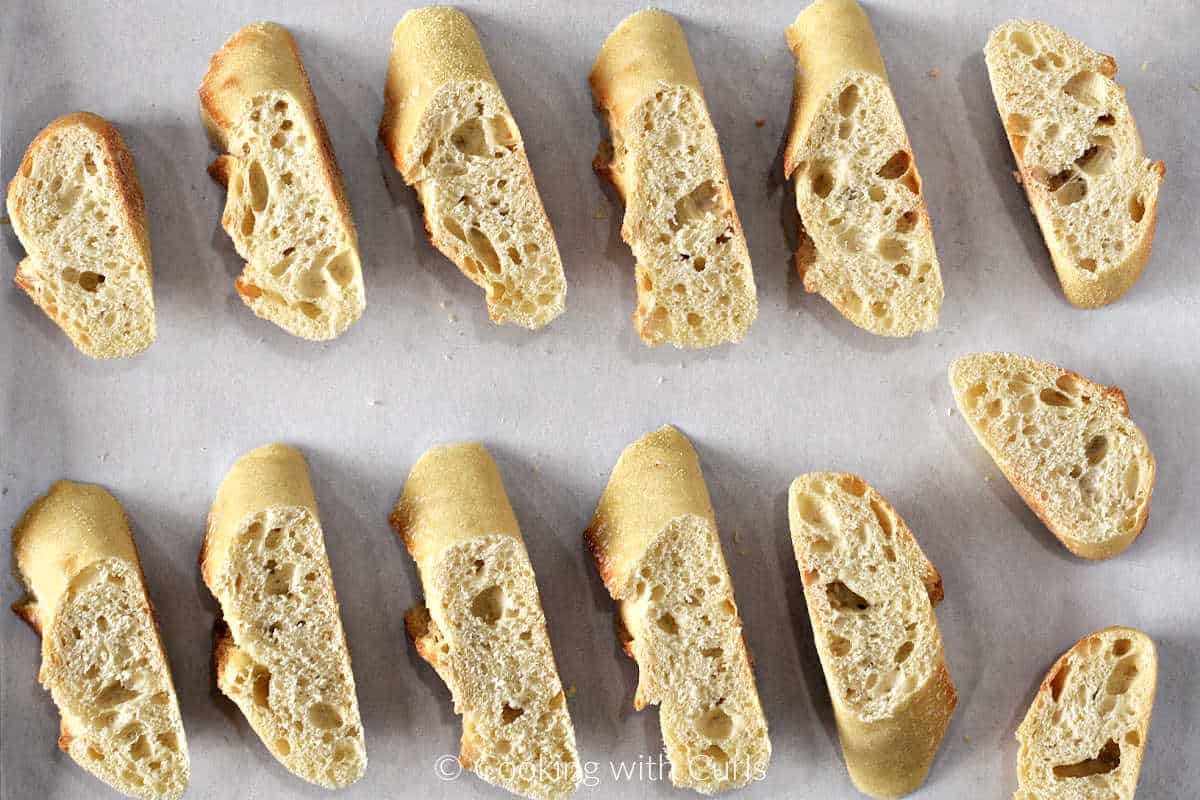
(949, 352), (1155, 559)
(789, 473), (955, 799)
(1015, 627), (1156, 800)
(13, 481), (189, 800)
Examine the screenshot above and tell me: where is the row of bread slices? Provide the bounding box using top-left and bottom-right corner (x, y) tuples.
(6, 1), (1165, 359)
(10, 352), (1159, 799)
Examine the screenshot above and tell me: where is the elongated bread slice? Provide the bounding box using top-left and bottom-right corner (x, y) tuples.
(200, 22), (365, 339)
(590, 10), (757, 348)
(202, 443), (365, 787)
(390, 443), (580, 800)
(6, 113), (156, 357)
(1015, 627), (1156, 800)
(13, 481), (189, 799)
(585, 426), (771, 793)
(788, 473), (955, 799)
(985, 21), (1163, 308)
(949, 352), (1155, 559)
(783, 0), (943, 336)
(380, 7), (566, 329)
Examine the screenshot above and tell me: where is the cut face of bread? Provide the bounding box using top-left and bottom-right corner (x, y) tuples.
(200, 23), (365, 340)
(202, 444), (365, 788)
(380, 8), (566, 329)
(1015, 627), (1156, 800)
(789, 473), (955, 799)
(950, 353), (1155, 560)
(586, 426), (771, 793)
(591, 10), (757, 348)
(985, 21), (1164, 308)
(13, 481), (188, 800)
(391, 443), (580, 800)
(6, 113), (156, 357)
(784, 0), (943, 336)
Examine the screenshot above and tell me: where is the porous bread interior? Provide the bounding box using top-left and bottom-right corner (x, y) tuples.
(986, 22), (1161, 297)
(790, 72), (942, 336)
(410, 535), (579, 800)
(951, 353), (1153, 552)
(218, 91), (364, 340)
(213, 507), (365, 788)
(405, 82), (565, 330)
(790, 473), (941, 721)
(1015, 628), (1155, 800)
(9, 122), (154, 357)
(44, 559), (188, 800)
(617, 516), (770, 793)
(601, 85), (757, 348)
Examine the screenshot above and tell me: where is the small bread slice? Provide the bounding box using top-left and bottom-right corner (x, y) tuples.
(390, 442), (580, 800)
(200, 22), (365, 339)
(12, 481), (189, 799)
(985, 21), (1164, 308)
(1015, 627), (1156, 800)
(590, 10), (757, 348)
(949, 352), (1155, 559)
(379, 7), (566, 329)
(202, 443), (366, 788)
(585, 426), (771, 793)
(783, 0), (943, 336)
(788, 473), (955, 799)
(6, 112), (156, 357)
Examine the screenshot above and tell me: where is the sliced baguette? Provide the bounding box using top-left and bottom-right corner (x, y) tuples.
(390, 442), (580, 800)
(949, 352), (1155, 559)
(200, 22), (365, 339)
(783, 0), (943, 336)
(201, 443), (366, 788)
(788, 473), (955, 799)
(585, 426), (771, 793)
(6, 112), (156, 357)
(1015, 627), (1156, 800)
(12, 481), (189, 800)
(379, 7), (566, 329)
(590, 10), (757, 348)
(985, 20), (1163, 308)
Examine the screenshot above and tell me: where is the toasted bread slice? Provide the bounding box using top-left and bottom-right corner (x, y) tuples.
(379, 7), (566, 329)
(200, 22), (365, 339)
(985, 21), (1163, 307)
(585, 426), (771, 793)
(1015, 627), (1156, 800)
(202, 443), (365, 788)
(783, 0), (943, 336)
(950, 352), (1155, 559)
(6, 113), (156, 357)
(590, 10), (757, 348)
(789, 473), (955, 799)
(390, 442), (580, 800)
(12, 481), (189, 799)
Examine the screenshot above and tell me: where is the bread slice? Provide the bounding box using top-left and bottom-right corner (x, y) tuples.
(201, 443), (366, 788)
(6, 112), (156, 357)
(585, 426), (771, 793)
(590, 10), (757, 348)
(985, 21), (1164, 308)
(1015, 627), (1156, 800)
(200, 22), (365, 339)
(788, 473), (955, 799)
(949, 352), (1155, 560)
(12, 481), (189, 799)
(379, 7), (566, 329)
(390, 442), (580, 800)
(783, 0), (943, 336)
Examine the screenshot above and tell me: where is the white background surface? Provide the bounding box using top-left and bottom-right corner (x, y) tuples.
(2, 1), (1197, 798)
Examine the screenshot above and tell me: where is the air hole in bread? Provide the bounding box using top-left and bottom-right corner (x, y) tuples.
(1112, 638), (1132, 657)
(248, 161), (269, 212)
(810, 164), (835, 199)
(1105, 656), (1139, 695)
(1053, 738), (1120, 779)
(877, 236), (909, 262)
(826, 581), (869, 612)
(96, 682), (138, 708)
(297, 301), (322, 319)
(1040, 388), (1077, 407)
(837, 83), (860, 116)
(1075, 138), (1114, 176)
(1128, 194), (1145, 223)
(895, 641), (914, 664)
(500, 703), (524, 725)
(877, 151), (911, 181)
(308, 702), (343, 730)
(1009, 30), (1036, 56)
(895, 210), (918, 234)
(1063, 70), (1108, 107)
(696, 704), (733, 740)
(466, 228), (502, 275)
(1085, 435), (1109, 465)
(78, 271), (105, 292)
(657, 612), (679, 634)
(471, 586), (505, 624)
(794, 494), (833, 528)
(1125, 729), (1140, 746)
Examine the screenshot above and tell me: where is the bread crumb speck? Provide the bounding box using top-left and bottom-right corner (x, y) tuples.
(947, 407), (954, 416)
(448, 314), (457, 323)
(656, 376), (664, 384)
(439, 300), (448, 309)
(0, 216), (10, 226)
(593, 206), (608, 220)
(565, 685), (577, 698)
(367, 398), (382, 407)
(1140, 61), (1149, 71)
(754, 119), (766, 128)
(927, 68), (940, 79)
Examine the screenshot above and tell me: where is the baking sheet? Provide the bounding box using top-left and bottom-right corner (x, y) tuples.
(2, 1), (1197, 798)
